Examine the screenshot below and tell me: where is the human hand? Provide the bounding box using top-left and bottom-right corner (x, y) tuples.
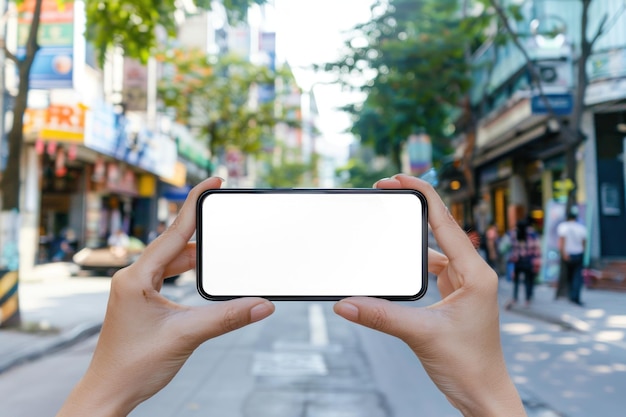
(333, 174), (526, 417)
(57, 177), (275, 417)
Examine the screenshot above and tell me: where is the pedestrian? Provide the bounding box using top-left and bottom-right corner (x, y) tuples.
(557, 211), (587, 306)
(497, 225), (514, 280)
(148, 221), (167, 244)
(55, 175), (527, 417)
(51, 228), (77, 262)
(485, 223), (500, 274)
(108, 228), (130, 258)
(506, 219), (541, 308)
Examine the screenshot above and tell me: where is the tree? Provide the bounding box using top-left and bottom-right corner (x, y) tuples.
(258, 144), (317, 188)
(85, 0), (267, 65)
(157, 49), (299, 158)
(335, 156), (397, 189)
(321, 0), (493, 172)
(0, 0), (265, 327)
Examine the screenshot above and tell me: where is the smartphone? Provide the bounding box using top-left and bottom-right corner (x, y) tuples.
(196, 188), (428, 301)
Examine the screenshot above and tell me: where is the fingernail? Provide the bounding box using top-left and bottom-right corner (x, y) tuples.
(216, 177), (226, 183)
(335, 301), (359, 321)
(250, 302), (273, 323)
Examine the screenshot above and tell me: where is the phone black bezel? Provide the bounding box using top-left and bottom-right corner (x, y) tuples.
(196, 188), (428, 301)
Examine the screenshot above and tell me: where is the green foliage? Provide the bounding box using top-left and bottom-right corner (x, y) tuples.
(84, 0), (267, 65)
(260, 160), (315, 188)
(157, 48), (299, 156)
(322, 0), (499, 171)
(257, 142), (317, 187)
(335, 157), (397, 189)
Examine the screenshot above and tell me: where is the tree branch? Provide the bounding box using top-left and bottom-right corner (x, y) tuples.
(489, 0), (564, 128)
(589, 13), (609, 48)
(3, 44), (17, 64)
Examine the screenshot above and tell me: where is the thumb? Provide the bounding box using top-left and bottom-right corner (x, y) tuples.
(180, 298), (275, 345)
(334, 297), (430, 342)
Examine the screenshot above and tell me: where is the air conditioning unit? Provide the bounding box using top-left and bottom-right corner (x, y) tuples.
(532, 58), (573, 93)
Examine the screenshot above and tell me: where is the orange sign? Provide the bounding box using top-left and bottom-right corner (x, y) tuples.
(24, 103), (87, 143)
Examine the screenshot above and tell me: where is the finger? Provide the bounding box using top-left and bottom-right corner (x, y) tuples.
(426, 248), (455, 298)
(378, 174), (479, 267)
(334, 297), (434, 343)
(178, 298), (275, 345)
(160, 242), (196, 279)
(135, 177), (223, 281)
(437, 273), (455, 298)
(427, 248), (448, 275)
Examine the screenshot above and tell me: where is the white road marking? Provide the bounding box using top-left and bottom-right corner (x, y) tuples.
(309, 303), (329, 347)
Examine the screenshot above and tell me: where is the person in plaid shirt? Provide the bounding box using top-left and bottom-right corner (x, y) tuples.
(506, 219), (541, 308)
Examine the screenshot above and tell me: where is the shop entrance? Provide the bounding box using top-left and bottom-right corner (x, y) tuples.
(595, 111), (626, 257)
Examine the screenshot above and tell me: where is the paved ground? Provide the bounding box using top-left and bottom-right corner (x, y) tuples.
(1, 262), (625, 417)
(0, 263), (197, 374)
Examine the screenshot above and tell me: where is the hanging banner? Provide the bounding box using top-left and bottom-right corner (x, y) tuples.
(407, 132), (432, 176)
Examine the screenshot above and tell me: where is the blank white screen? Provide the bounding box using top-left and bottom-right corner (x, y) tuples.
(199, 191), (425, 298)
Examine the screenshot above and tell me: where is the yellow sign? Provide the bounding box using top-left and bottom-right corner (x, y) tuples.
(160, 162), (187, 188)
(24, 103), (88, 143)
(553, 179), (575, 200)
(138, 175), (156, 197)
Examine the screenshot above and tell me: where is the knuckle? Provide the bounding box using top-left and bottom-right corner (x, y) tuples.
(368, 306), (389, 332)
(221, 307), (246, 333)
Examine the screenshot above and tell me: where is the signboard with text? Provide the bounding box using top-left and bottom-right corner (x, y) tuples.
(17, 0), (74, 89)
(531, 93), (573, 115)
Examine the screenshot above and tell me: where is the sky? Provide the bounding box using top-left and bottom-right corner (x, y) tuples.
(272, 0), (377, 161)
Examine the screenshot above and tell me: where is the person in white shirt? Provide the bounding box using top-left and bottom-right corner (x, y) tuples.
(108, 228), (130, 258)
(557, 211), (587, 306)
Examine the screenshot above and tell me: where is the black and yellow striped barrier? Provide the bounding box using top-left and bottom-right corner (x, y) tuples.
(0, 270), (20, 327)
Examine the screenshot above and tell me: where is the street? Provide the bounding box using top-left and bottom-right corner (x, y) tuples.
(0, 275), (625, 417)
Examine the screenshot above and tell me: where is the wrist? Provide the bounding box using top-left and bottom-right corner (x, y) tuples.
(456, 383), (526, 417)
(448, 356), (526, 417)
(57, 369), (139, 417)
(452, 370), (526, 417)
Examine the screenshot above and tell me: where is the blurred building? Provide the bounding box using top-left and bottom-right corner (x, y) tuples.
(1, 0), (212, 273)
(449, 0), (626, 283)
(173, 1), (311, 188)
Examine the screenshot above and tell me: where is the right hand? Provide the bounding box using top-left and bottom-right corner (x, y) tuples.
(334, 174), (526, 417)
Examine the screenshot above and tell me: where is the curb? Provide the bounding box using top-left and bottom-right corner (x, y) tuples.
(0, 281), (197, 375)
(0, 322), (102, 375)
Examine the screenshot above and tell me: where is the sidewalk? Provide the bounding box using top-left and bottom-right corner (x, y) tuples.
(0, 263), (196, 374)
(1, 264), (626, 376)
(497, 277), (626, 333)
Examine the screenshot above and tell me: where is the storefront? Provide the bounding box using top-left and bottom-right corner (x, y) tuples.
(37, 146), (85, 262)
(593, 110), (626, 258)
(21, 100), (178, 269)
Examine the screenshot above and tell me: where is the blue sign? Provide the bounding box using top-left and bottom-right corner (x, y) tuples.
(18, 47), (74, 89)
(531, 93), (573, 115)
(162, 184), (192, 201)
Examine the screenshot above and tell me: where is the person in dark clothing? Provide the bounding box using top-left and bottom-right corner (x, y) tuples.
(506, 220), (541, 308)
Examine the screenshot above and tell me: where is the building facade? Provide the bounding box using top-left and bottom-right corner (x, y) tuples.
(453, 0), (626, 282)
(1, 1), (211, 276)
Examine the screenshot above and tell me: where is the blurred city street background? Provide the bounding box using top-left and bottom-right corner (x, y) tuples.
(1, 0), (626, 415)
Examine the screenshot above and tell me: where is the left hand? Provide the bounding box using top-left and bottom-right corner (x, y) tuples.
(57, 177), (275, 417)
